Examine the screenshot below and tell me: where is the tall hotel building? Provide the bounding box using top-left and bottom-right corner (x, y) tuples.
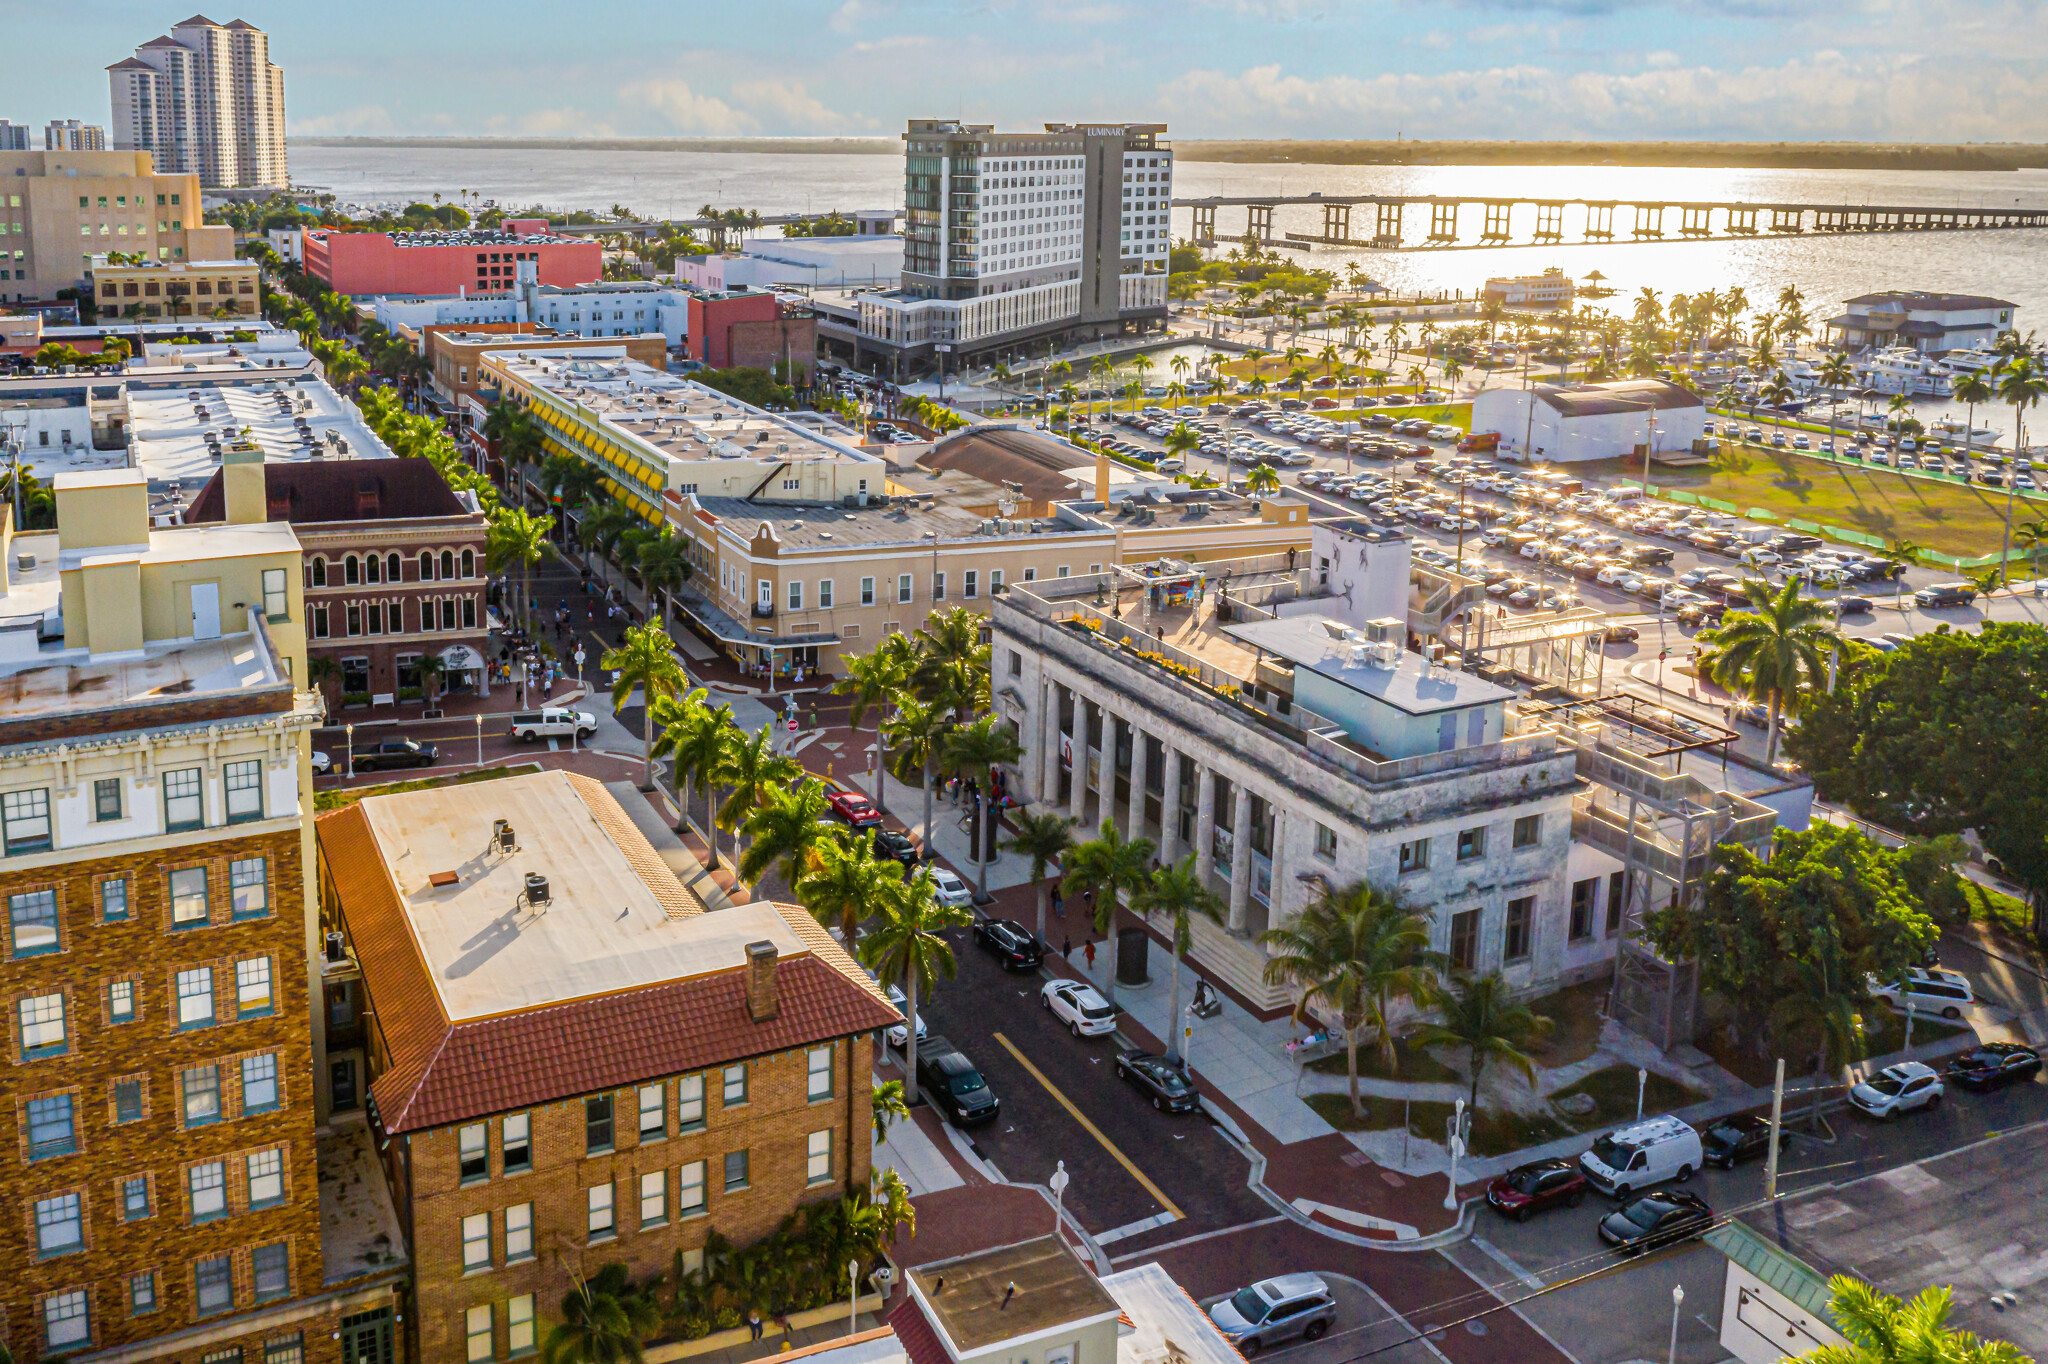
(108, 16), (287, 190)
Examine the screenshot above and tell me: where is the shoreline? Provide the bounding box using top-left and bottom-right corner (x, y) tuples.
(291, 136), (2048, 172)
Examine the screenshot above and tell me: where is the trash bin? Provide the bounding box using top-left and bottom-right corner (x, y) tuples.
(1116, 928), (1150, 986)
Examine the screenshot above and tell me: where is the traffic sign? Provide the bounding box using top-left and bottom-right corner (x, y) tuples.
(787, 718), (798, 732)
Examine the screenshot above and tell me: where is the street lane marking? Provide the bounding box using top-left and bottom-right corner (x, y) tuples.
(1107, 1215), (1290, 1265)
(1094, 1210), (1182, 1246)
(991, 1031), (1184, 1220)
(1468, 1236), (1546, 1291)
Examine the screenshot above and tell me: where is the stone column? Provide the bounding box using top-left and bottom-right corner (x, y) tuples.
(1066, 693), (1089, 823)
(1126, 723), (1149, 843)
(1193, 764), (1216, 885)
(1039, 678), (1062, 806)
(1159, 746), (1183, 862)
(1227, 782), (1256, 935)
(1265, 808), (1289, 934)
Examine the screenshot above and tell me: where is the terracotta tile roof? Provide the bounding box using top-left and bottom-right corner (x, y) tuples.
(770, 902), (891, 1007)
(888, 1298), (951, 1364)
(318, 802), (900, 1135)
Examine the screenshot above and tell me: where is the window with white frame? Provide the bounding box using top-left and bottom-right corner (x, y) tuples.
(10, 888), (58, 957)
(639, 1084), (665, 1141)
(462, 1212), (491, 1270)
(807, 1129), (832, 1185)
(818, 579), (834, 608)
(723, 1063), (747, 1105)
(640, 1169), (667, 1227)
(236, 956), (273, 1016)
(188, 1159), (227, 1219)
(231, 858), (269, 918)
(182, 1064), (221, 1127)
(587, 1182), (614, 1240)
(170, 866), (210, 926)
(242, 1053), (279, 1112)
(109, 978), (135, 1023)
(247, 1149), (285, 1207)
(2, 786), (53, 854)
(860, 576), (875, 606)
(505, 1203), (533, 1261)
(679, 1160), (706, 1216)
(163, 767), (204, 830)
(176, 967), (215, 1027)
(677, 1074), (704, 1131)
(262, 568), (288, 619)
(502, 1113), (531, 1172)
(130, 1270), (158, 1316)
(21, 992), (66, 1056)
(963, 569), (978, 598)
(509, 1294), (536, 1356)
(466, 1306), (493, 1364)
(807, 1045), (833, 1102)
(35, 1190), (84, 1255)
(43, 1289), (89, 1351)
(224, 761), (263, 822)
(897, 573), (912, 604)
(788, 580), (803, 611)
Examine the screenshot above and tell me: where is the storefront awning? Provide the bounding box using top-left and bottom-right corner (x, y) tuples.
(439, 644), (485, 670)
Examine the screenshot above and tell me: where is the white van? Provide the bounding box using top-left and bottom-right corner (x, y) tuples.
(1578, 1115), (1704, 1198)
(1868, 967), (1974, 1020)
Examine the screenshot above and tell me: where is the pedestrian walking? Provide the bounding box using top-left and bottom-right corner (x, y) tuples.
(747, 1312), (763, 1343)
(1062, 935), (1072, 959)
(1051, 887), (1063, 919)
(1083, 939), (1097, 971)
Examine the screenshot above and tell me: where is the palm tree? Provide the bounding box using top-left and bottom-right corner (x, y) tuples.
(857, 869), (970, 1103)
(1708, 576), (1841, 765)
(1163, 421), (1201, 476)
(1996, 356), (2045, 582)
(1005, 809), (1075, 948)
(1761, 372), (1796, 440)
(651, 690), (729, 855)
(1771, 948), (1868, 1134)
(882, 696), (949, 854)
(737, 779), (834, 887)
(1131, 856), (1225, 1060)
(1258, 882), (1439, 1116)
(1245, 463), (1281, 496)
(1817, 353), (1856, 457)
(486, 506), (556, 628)
(601, 622), (686, 790)
(913, 606), (986, 711)
(542, 1262), (660, 1364)
(1953, 370), (1993, 471)
(941, 714), (1022, 899)
(1411, 972), (1552, 1112)
(1061, 820), (1156, 1009)
(2014, 516), (2048, 585)
(834, 642), (912, 821)
(713, 724), (803, 871)
(871, 1079), (911, 1144)
(795, 833), (904, 944)
(1810, 1278), (2028, 1364)
(635, 530), (692, 628)
(1887, 539), (1928, 624)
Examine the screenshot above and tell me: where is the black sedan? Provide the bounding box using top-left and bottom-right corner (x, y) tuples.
(973, 918), (1044, 971)
(353, 739), (438, 771)
(1115, 1051), (1200, 1113)
(1486, 1158), (1589, 1221)
(1598, 1191), (1714, 1255)
(873, 828), (922, 869)
(1701, 1114), (1786, 1168)
(1946, 1042), (2042, 1092)
(1833, 596), (1875, 614)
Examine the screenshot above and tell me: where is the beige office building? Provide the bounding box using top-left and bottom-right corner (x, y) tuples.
(0, 149), (231, 305)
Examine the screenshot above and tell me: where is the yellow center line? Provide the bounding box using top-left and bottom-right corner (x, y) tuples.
(991, 1030), (1184, 1221)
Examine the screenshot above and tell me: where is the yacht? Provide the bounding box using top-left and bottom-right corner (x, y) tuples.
(1940, 341), (2005, 375)
(1931, 415), (2001, 442)
(1857, 347), (1954, 397)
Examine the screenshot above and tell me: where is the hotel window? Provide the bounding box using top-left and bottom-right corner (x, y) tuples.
(3, 786), (53, 853)
(225, 760), (263, 822)
(1398, 838), (1430, 873)
(27, 1093), (75, 1158)
(677, 1074), (705, 1131)
(897, 574), (912, 604)
(171, 866), (209, 925)
(679, 1160), (706, 1216)
(506, 1203), (534, 1261)
(163, 767), (204, 831)
(1450, 909), (1479, 972)
(818, 578), (833, 608)
(465, 1307), (492, 1364)
(639, 1170), (667, 1227)
(35, 1191), (84, 1256)
(860, 576), (875, 606)
(1569, 878), (1597, 942)
(462, 1212), (491, 1271)
(807, 1045), (833, 1102)
(459, 1123), (488, 1182)
(43, 1290), (90, 1352)
(462, 548), (475, 578)
(1456, 827), (1486, 862)
(232, 858), (269, 918)
(102, 878), (129, 921)
(236, 956), (273, 1017)
(509, 1295), (536, 1357)
(932, 571), (947, 601)
(130, 1271), (158, 1316)
(585, 1094), (614, 1153)
(115, 1079), (144, 1123)
(123, 1174), (152, 1219)
(639, 1084), (665, 1141)
(243, 1053), (279, 1112)
(1504, 896), (1535, 962)
(10, 888), (58, 957)
(189, 1159), (227, 1220)
(722, 1063), (748, 1106)
(262, 567), (288, 619)
(963, 570), (978, 599)
(503, 1113), (531, 1172)
(788, 580), (803, 611)
(344, 554), (360, 585)
(1314, 822), (1338, 861)
(248, 1148), (286, 1207)
(110, 979), (135, 1023)
(990, 569), (1005, 594)
(20, 992), (66, 1057)
(94, 778), (124, 822)
(1513, 815), (1542, 849)
(253, 1243), (290, 1302)
(807, 1130), (832, 1185)
(1056, 565), (1070, 578)
(587, 1182), (615, 1240)
(183, 1063), (222, 1126)
(724, 1149), (750, 1191)
(177, 968), (215, 1028)
(1021, 567), (1036, 582)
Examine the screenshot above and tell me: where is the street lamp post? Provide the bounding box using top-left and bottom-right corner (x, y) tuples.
(474, 714), (484, 768)
(1442, 1097), (1466, 1212)
(848, 1261), (860, 1338)
(1049, 1160), (1070, 1236)
(1636, 1066), (1648, 1121)
(345, 724), (355, 779)
(1668, 1284), (1685, 1364)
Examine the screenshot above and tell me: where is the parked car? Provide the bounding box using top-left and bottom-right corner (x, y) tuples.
(310, 750), (332, 777)
(883, 985), (929, 1050)
(915, 1040), (1001, 1125)
(825, 790), (884, 828)
(1207, 1275), (1335, 1357)
(1579, 1115), (1703, 1198)
(1700, 1114), (1786, 1168)
(1486, 1158), (1590, 1221)
(509, 707), (597, 742)
(1041, 978), (1118, 1036)
(928, 867), (973, 908)
(1946, 1042), (2042, 1092)
(1869, 966), (1973, 1019)
(1116, 1050), (1201, 1113)
(353, 739), (437, 771)
(1849, 1060), (1944, 1119)
(1601, 625), (1640, 644)
(1833, 596), (1875, 615)
(1597, 1190), (1714, 1254)
(1914, 582), (1979, 609)
(974, 918), (1044, 971)
(873, 828), (922, 868)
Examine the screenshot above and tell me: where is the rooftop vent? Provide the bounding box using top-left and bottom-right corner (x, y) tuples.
(519, 873), (552, 914)
(491, 818), (519, 854)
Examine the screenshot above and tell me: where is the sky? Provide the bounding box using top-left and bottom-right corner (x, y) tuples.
(11, 0), (2048, 143)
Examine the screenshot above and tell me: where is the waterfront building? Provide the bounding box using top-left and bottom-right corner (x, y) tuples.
(0, 149), (230, 306)
(808, 121), (1173, 375)
(315, 768), (895, 1364)
(0, 473), (406, 1364)
(1481, 268), (1574, 308)
(670, 232), (903, 292)
(90, 253), (259, 321)
(0, 120), (30, 151)
(1823, 291), (2017, 355)
(45, 121), (109, 152)
(302, 224), (601, 300)
(1470, 378), (1705, 463)
(107, 16), (287, 190)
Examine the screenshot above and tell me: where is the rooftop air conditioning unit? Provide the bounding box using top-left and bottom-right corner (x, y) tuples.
(1375, 641), (1400, 667)
(324, 931), (347, 963)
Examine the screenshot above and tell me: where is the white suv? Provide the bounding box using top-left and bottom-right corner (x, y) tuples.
(1869, 967), (1973, 1020)
(1849, 1061), (1943, 1119)
(1040, 979), (1118, 1036)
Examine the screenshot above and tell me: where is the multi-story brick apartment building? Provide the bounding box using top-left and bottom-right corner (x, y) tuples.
(0, 476), (408, 1364)
(315, 770), (897, 1364)
(184, 449), (491, 708)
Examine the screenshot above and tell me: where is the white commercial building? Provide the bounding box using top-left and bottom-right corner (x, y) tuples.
(108, 15), (287, 189)
(1471, 378), (1705, 463)
(371, 265), (693, 349)
(670, 234), (904, 292)
(1824, 290), (2017, 354)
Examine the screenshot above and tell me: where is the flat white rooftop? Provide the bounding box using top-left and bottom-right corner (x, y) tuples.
(1226, 615), (1517, 714)
(122, 373), (394, 494)
(357, 771), (809, 1021)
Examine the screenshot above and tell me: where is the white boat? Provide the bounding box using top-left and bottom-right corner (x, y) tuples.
(1931, 416), (2000, 441)
(1940, 342), (2004, 375)
(1856, 347), (1954, 397)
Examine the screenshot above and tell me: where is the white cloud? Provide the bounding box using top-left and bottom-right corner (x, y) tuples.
(291, 103), (397, 136)
(616, 78), (755, 135)
(829, 0), (893, 33)
(730, 79), (872, 132)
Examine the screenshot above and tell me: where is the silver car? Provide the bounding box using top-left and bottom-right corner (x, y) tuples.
(1208, 1274), (1335, 1357)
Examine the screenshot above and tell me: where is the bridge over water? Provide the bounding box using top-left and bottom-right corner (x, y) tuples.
(1173, 194), (2048, 252)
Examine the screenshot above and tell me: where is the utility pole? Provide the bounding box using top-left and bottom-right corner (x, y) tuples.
(1764, 1058), (1786, 1200)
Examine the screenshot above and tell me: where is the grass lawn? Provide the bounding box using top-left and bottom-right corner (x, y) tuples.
(1858, 1006), (1971, 1058)
(313, 762), (536, 812)
(1963, 880), (2039, 951)
(1577, 444), (2048, 560)
(1550, 1065), (1704, 1132)
(1306, 1035), (1463, 1084)
(1521, 980), (1613, 1069)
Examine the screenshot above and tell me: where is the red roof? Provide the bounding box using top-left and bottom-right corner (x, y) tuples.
(889, 1298), (952, 1364)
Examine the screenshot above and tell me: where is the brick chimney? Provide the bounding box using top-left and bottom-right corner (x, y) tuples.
(355, 479), (381, 518)
(744, 941), (779, 1022)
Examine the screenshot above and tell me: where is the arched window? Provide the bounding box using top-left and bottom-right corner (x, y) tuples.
(343, 554), (360, 586)
(365, 554), (381, 584)
(460, 548), (475, 579)
(310, 557), (327, 588)
(418, 551), (434, 581)
(440, 550), (455, 581)
(387, 553), (402, 583)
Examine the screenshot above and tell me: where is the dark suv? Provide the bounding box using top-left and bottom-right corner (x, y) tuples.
(873, 829), (922, 869)
(974, 918), (1044, 971)
(915, 1039), (1000, 1126)
(353, 739), (438, 771)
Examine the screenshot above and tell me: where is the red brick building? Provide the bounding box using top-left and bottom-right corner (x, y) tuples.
(185, 456), (491, 709)
(686, 289), (816, 381)
(302, 223), (600, 299)
(316, 771), (896, 1364)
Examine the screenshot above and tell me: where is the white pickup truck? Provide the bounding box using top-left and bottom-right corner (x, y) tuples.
(509, 707), (598, 742)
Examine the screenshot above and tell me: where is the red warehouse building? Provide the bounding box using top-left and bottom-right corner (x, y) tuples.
(302, 220), (602, 297)
(686, 288), (815, 380)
